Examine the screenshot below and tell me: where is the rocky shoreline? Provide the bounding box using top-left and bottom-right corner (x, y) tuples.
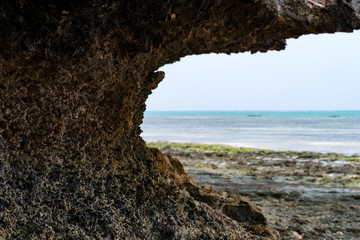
(147, 142), (360, 240)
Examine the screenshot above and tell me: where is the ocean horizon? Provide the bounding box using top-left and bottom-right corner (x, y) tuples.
(141, 110), (360, 155)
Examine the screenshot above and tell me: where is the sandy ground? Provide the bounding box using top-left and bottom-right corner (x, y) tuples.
(148, 142), (360, 240)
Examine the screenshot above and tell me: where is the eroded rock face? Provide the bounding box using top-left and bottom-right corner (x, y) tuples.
(0, 1), (359, 239)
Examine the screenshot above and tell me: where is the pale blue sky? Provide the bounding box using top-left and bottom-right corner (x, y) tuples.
(147, 31), (360, 111)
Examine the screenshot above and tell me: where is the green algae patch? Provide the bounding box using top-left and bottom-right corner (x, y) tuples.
(146, 141), (271, 154)
(345, 156), (360, 162)
(328, 155), (360, 163)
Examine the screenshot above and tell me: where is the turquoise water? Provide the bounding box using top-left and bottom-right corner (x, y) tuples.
(141, 111), (360, 155)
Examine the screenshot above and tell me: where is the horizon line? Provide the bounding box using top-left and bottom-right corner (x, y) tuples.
(145, 109), (360, 112)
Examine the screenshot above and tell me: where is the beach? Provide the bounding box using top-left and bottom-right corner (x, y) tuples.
(147, 142), (360, 240)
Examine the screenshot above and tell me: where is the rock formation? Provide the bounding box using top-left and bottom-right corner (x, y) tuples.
(0, 0), (359, 239)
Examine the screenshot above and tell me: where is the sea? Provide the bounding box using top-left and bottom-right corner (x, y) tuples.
(141, 111), (360, 155)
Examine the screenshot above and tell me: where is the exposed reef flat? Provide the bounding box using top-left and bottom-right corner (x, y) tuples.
(148, 142), (360, 240)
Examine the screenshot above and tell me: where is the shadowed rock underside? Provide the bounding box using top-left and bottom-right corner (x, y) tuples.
(0, 0), (359, 239)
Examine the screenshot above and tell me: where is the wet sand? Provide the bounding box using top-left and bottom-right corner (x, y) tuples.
(147, 142), (360, 240)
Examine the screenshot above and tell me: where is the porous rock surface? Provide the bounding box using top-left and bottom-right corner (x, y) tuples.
(0, 0), (359, 239)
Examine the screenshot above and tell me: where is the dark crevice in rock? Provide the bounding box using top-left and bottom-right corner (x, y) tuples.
(1, 0), (359, 239)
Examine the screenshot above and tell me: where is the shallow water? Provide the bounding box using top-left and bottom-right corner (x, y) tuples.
(142, 111), (360, 155)
(188, 167), (360, 198)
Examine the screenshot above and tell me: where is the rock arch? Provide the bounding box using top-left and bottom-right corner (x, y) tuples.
(0, 0), (359, 239)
